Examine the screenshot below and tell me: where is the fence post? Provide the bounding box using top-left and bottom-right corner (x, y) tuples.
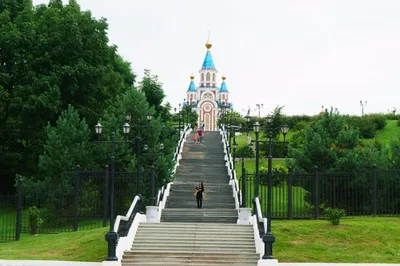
(73, 165), (80, 232)
(241, 168), (246, 207)
(287, 167), (293, 220)
(15, 176), (23, 241)
(372, 164), (377, 217)
(103, 165), (109, 227)
(313, 166), (319, 219)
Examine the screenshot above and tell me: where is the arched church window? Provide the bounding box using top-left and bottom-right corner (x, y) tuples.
(203, 93), (213, 99)
(201, 73), (204, 81)
(206, 73), (210, 81)
(212, 73), (215, 82)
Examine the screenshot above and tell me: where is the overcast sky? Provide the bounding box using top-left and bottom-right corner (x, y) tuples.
(33, 0), (400, 116)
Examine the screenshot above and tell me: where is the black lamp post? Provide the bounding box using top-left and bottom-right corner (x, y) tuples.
(143, 143), (164, 206)
(132, 113), (152, 196)
(256, 103), (263, 118)
(179, 103), (184, 128)
(261, 115), (289, 260)
(281, 124), (289, 157)
(240, 116), (252, 207)
(186, 100), (190, 126)
(263, 115), (275, 259)
(95, 118), (131, 261)
(232, 138), (237, 171)
(253, 121), (260, 198)
(178, 114), (182, 136)
(245, 114), (251, 137)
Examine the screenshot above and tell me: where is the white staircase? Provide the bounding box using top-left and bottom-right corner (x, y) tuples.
(122, 223), (259, 266)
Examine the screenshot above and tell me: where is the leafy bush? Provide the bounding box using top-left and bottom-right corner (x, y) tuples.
(28, 206), (43, 235)
(385, 113), (400, 120)
(259, 165), (287, 186)
(293, 121), (308, 131)
(324, 207), (346, 225)
(397, 120), (400, 127)
(236, 145), (254, 158)
(367, 114), (387, 130)
(348, 116), (377, 139)
(289, 130), (305, 149)
(356, 118), (376, 138)
(286, 115), (314, 130)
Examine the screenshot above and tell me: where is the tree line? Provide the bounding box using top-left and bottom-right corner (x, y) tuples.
(0, 0), (196, 195)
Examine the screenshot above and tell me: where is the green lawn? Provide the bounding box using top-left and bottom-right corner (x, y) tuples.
(235, 131), (294, 148)
(361, 120), (399, 146)
(0, 228), (108, 261)
(274, 217), (400, 263)
(235, 158), (286, 177)
(375, 120), (400, 143)
(1, 217), (399, 263)
(241, 183), (308, 217)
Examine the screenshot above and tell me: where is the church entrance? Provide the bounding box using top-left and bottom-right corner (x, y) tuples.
(200, 101), (216, 131)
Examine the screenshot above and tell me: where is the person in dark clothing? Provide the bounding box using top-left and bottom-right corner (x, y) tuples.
(194, 183), (205, 209)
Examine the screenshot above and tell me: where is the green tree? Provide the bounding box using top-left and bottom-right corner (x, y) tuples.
(266, 105), (286, 139)
(38, 105), (93, 184)
(288, 108), (358, 172)
(390, 134), (400, 168)
(139, 69), (165, 116)
(23, 105), (94, 222)
(97, 85), (176, 202)
(0, 0), (134, 191)
(287, 108), (391, 214)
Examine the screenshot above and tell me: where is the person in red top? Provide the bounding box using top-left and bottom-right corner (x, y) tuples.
(197, 128), (203, 143)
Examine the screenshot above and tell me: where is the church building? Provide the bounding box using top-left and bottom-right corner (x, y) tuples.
(183, 39), (230, 131)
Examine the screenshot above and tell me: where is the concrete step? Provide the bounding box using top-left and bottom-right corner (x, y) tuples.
(168, 190), (233, 195)
(161, 208), (237, 213)
(160, 216), (238, 223)
(133, 235), (254, 241)
(138, 222), (249, 228)
(161, 218), (237, 223)
(173, 174), (229, 179)
(170, 184), (232, 189)
(136, 227), (252, 234)
(172, 179), (231, 184)
(179, 163), (227, 171)
(166, 198), (234, 203)
(165, 203), (235, 209)
(122, 252), (259, 265)
(167, 195), (233, 200)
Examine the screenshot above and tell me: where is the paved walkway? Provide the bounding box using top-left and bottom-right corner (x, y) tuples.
(1, 261), (399, 266)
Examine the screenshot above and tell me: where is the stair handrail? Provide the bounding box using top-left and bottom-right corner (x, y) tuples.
(112, 125), (191, 261)
(156, 124), (191, 220)
(172, 124), (192, 174)
(253, 196), (267, 238)
(220, 125), (241, 209)
(115, 194), (144, 237)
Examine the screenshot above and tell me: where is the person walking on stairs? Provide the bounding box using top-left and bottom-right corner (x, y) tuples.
(193, 126), (199, 144)
(197, 127), (203, 144)
(194, 183), (205, 208)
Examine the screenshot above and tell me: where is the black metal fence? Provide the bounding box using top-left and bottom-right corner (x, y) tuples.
(240, 168), (400, 219)
(0, 194), (18, 242)
(0, 168), (145, 242)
